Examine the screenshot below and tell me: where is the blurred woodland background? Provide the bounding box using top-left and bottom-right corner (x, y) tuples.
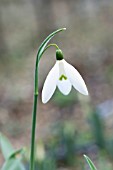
(0, 0), (113, 169)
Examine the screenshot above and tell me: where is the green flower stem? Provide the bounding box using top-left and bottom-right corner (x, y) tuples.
(42, 43), (59, 56)
(30, 95), (38, 170)
(30, 28), (66, 170)
(30, 68), (38, 170)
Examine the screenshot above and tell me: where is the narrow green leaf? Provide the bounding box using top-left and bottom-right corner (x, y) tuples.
(37, 28), (66, 63)
(1, 158), (25, 170)
(0, 133), (14, 160)
(9, 148), (25, 159)
(84, 155), (97, 170)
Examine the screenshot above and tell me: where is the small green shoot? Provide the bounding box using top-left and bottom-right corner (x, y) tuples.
(84, 155), (97, 170)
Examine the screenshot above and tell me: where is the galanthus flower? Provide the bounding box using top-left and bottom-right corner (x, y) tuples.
(42, 49), (88, 103)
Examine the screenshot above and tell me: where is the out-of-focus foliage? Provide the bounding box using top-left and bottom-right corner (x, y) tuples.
(0, 133), (14, 160)
(0, 134), (25, 170)
(53, 89), (78, 107)
(1, 0), (113, 169)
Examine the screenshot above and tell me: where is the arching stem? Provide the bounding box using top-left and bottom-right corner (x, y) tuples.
(30, 44), (59, 170)
(29, 28), (66, 170)
(42, 43), (59, 55)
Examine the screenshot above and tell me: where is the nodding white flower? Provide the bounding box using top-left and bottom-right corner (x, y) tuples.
(42, 49), (88, 103)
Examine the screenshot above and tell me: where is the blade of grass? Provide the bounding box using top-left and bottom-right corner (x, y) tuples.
(84, 155), (97, 170)
(1, 158), (25, 170)
(0, 133), (14, 160)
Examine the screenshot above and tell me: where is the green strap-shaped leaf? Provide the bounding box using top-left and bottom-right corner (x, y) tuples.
(0, 133), (14, 160)
(84, 155), (97, 170)
(9, 148), (25, 159)
(1, 158), (25, 170)
(36, 28), (66, 63)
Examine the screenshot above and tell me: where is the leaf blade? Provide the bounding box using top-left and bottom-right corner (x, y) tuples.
(0, 133), (14, 160)
(9, 148), (25, 159)
(1, 158), (25, 170)
(84, 155), (97, 170)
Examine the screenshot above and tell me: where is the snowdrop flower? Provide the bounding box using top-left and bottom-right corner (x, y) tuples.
(42, 49), (88, 103)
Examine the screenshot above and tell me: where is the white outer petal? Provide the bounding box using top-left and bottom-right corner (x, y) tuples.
(42, 62), (59, 103)
(57, 79), (72, 95)
(63, 60), (88, 95)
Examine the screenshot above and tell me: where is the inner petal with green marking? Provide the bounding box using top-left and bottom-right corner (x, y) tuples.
(59, 74), (67, 81)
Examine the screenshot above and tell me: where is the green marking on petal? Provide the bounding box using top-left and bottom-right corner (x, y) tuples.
(59, 75), (67, 81)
